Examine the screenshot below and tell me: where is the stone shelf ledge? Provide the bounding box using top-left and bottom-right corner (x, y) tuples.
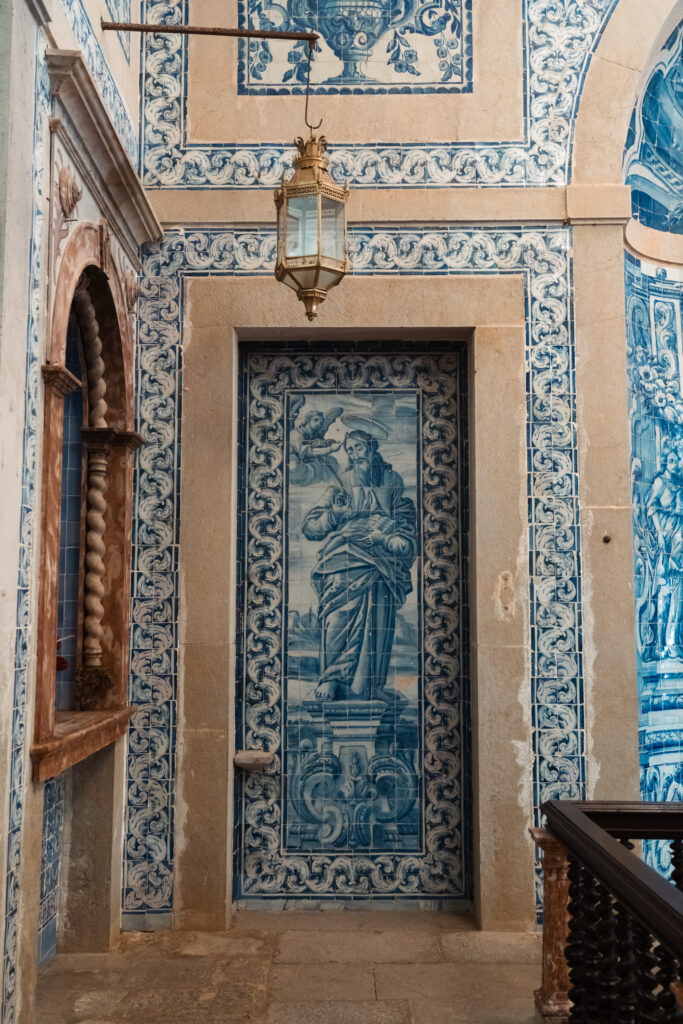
(31, 707), (135, 782)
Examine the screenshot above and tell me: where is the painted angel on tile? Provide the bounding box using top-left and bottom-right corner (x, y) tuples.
(289, 397), (344, 486)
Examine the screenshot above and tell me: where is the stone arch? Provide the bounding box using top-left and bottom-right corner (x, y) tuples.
(572, 0), (681, 186)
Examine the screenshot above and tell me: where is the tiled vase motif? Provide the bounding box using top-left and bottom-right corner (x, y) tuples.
(626, 253), (683, 875)
(238, 0), (472, 94)
(625, 19), (683, 235)
(235, 347), (470, 901)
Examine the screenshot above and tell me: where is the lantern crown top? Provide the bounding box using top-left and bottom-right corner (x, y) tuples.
(294, 133), (329, 170)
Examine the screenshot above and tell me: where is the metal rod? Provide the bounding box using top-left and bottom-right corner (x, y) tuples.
(101, 20), (319, 45)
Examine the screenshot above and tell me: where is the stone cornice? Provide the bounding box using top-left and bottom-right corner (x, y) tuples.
(46, 49), (162, 267)
(41, 363), (82, 397)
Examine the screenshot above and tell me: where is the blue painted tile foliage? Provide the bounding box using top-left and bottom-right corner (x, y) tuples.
(626, 253), (683, 874)
(237, 0), (472, 94)
(60, 0), (136, 161)
(1, 38), (50, 1024)
(235, 349), (470, 900)
(625, 20), (683, 235)
(141, 0), (619, 189)
(126, 225), (584, 913)
(38, 778), (66, 966)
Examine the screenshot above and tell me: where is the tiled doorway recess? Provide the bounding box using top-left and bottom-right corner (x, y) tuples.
(235, 343), (471, 906)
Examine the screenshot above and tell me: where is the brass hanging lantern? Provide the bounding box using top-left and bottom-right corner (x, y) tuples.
(274, 46), (349, 321)
(274, 134), (349, 321)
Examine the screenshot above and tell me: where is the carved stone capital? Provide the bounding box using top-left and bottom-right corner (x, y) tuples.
(42, 363), (82, 397)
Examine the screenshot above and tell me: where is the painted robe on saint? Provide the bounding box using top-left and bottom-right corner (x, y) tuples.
(302, 457), (417, 700)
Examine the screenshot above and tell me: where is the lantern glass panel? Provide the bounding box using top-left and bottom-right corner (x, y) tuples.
(317, 267), (342, 291)
(286, 194), (319, 258)
(320, 196), (345, 261)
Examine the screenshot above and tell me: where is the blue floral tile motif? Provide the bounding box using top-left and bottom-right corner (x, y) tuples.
(235, 351), (470, 899)
(140, 0), (619, 189)
(625, 253), (683, 874)
(624, 20), (683, 235)
(2, 38), (50, 1024)
(237, 0), (472, 94)
(126, 224), (585, 915)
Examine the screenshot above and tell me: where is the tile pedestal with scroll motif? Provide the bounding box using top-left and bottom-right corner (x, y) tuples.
(235, 346), (470, 903)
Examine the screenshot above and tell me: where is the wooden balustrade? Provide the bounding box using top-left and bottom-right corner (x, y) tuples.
(534, 802), (683, 1024)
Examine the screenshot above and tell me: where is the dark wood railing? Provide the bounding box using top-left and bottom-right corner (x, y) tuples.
(541, 801), (683, 1023)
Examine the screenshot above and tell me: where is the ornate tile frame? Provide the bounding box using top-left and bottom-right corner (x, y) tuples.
(140, 0), (619, 189)
(124, 223), (584, 919)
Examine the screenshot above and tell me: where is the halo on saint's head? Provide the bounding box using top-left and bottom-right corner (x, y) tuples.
(340, 413), (390, 440)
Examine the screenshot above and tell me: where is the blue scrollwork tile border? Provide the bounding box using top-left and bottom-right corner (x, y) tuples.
(140, 0), (619, 189)
(124, 223), (585, 916)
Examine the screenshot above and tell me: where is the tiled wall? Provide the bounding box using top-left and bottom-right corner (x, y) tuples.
(625, 19), (683, 235)
(126, 223), (584, 920)
(55, 322), (84, 711)
(626, 253), (683, 872)
(140, 0), (619, 190)
(37, 777), (65, 965)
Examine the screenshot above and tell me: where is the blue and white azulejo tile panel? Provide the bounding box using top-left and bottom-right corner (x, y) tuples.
(237, 0), (472, 94)
(624, 19), (683, 235)
(126, 224), (585, 917)
(625, 253), (683, 876)
(234, 348), (470, 900)
(141, 0), (619, 188)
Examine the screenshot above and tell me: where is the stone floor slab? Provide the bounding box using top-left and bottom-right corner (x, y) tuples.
(439, 931), (542, 963)
(275, 929), (443, 963)
(267, 1000), (413, 1023)
(269, 963), (377, 1002)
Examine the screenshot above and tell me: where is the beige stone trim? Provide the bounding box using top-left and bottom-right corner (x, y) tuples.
(625, 218), (683, 268)
(149, 184), (633, 229)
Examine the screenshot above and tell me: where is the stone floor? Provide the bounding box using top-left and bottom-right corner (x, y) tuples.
(37, 912), (542, 1024)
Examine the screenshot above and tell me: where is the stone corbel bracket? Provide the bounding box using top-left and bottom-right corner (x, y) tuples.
(46, 48), (162, 273)
(41, 363), (81, 397)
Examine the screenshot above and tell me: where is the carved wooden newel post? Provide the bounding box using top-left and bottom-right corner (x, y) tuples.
(531, 827), (572, 1022)
(73, 279), (112, 709)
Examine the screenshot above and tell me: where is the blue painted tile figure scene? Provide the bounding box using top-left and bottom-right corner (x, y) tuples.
(238, 0), (472, 93)
(236, 350), (469, 901)
(625, 20), (683, 234)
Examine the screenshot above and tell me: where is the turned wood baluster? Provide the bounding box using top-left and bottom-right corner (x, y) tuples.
(596, 885), (619, 1023)
(633, 922), (661, 1024)
(72, 281), (112, 707)
(615, 903), (638, 1024)
(655, 940), (680, 1022)
(567, 856), (589, 1022)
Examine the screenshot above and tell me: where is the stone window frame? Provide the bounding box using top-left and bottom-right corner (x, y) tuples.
(31, 221), (141, 782)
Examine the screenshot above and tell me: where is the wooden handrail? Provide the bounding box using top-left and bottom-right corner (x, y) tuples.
(542, 801), (683, 960)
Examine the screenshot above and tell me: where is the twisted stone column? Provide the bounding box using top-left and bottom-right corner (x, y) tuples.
(72, 280), (112, 708)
